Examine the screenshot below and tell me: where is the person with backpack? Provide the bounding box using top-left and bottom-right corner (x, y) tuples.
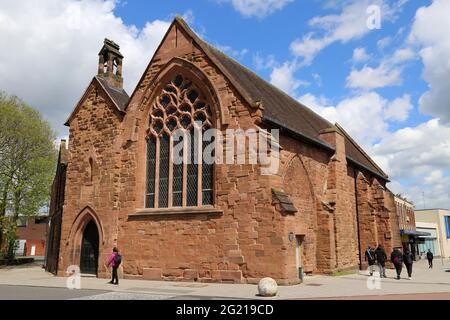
(391, 247), (403, 280)
(375, 244), (387, 278)
(365, 245), (376, 276)
(426, 249), (434, 269)
(108, 247), (122, 285)
(403, 249), (414, 280)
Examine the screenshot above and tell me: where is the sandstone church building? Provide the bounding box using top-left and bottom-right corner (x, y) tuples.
(46, 17), (401, 284)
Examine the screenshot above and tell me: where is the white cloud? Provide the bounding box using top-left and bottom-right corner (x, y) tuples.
(424, 170), (444, 185)
(409, 0), (450, 124)
(377, 37), (392, 50)
(0, 0), (173, 136)
(299, 91), (412, 148)
(384, 94), (413, 122)
(290, 0), (407, 65)
(372, 119), (450, 208)
(301, 90), (450, 208)
(216, 44), (249, 60)
(253, 52), (277, 70)
(217, 0), (293, 18)
(312, 73), (322, 87)
(290, 34), (332, 66)
(390, 47), (415, 64)
(346, 45), (415, 91)
(346, 64), (402, 90)
(352, 47), (370, 63)
(270, 62), (309, 95)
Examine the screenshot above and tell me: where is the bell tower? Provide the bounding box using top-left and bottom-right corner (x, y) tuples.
(98, 39), (124, 89)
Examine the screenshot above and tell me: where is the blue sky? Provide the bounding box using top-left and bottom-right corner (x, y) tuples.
(0, 0), (449, 209)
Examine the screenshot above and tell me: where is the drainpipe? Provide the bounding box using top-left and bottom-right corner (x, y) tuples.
(354, 168), (362, 270)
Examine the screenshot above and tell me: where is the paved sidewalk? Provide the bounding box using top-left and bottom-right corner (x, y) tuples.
(0, 259), (449, 299)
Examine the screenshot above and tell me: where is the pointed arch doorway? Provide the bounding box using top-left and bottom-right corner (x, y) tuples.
(80, 220), (99, 275)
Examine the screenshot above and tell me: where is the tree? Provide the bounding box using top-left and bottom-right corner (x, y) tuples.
(0, 92), (56, 258)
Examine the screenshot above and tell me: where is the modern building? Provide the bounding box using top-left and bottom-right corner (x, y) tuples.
(415, 221), (441, 257)
(15, 213), (49, 257)
(415, 209), (450, 259)
(47, 17), (401, 285)
(394, 195), (429, 259)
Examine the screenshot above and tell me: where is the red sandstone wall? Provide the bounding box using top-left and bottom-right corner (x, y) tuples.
(116, 24), (288, 284)
(58, 86), (123, 274)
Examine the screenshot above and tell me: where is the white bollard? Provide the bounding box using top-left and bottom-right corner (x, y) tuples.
(258, 277), (278, 297)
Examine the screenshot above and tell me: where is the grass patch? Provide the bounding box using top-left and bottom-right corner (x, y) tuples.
(330, 270), (356, 277)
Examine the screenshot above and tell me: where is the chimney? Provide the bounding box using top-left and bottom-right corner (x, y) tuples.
(98, 39), (124, 89)
(59, 139), (69, 165)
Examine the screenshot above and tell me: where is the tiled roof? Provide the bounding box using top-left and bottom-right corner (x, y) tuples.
(272, 189), (298, 214)
(96, 76), (129, 111)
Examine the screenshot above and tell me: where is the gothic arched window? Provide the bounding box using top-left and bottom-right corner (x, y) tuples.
(145, 73), (214, 209)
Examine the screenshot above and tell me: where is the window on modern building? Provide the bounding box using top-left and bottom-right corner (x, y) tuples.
(445, 216), (450, 238)
(17, 216), (28, 228)
(145, 73), (214, 209)
(35, 217), (49, 225)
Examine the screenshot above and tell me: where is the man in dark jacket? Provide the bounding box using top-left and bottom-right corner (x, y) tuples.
(375, 244), (387, 278)
(426, 249), (434, 268)
(365, 246), (376, 276)
(403, 249), (414, 280)
(391, 247), (403, 280)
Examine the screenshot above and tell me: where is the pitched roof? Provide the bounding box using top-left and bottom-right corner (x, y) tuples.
(65, 76), (128, 126)
(173, 17), (388, 180)
(96, 76), (129, 111)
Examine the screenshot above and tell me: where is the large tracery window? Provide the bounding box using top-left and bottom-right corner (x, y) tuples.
(145, 74), (214, 209)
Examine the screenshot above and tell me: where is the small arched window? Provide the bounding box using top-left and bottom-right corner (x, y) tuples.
(88, 158), (94, 183)
(145, 73), (214, 209)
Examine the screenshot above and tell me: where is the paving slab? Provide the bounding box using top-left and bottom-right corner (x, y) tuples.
(0, 259), (449, 300)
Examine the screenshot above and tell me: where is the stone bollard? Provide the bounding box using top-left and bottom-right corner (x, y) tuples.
(258, 277), (278, 297)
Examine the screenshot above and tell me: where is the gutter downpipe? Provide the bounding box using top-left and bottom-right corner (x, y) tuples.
(354, 168), (362, 270)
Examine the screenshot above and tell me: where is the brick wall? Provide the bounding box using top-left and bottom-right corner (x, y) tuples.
(16, 217), (48, 257)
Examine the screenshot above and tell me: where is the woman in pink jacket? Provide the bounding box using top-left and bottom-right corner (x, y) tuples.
(107, 247), (120, 285)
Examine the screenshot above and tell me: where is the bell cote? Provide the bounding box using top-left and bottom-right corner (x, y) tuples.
(98, 38), (124, 89)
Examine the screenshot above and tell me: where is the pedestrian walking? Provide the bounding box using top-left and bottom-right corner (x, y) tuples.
(426, 249), (434, 269)
(391, 247), (403, 280)
(107, 247), (122, 285)
(375, 244), (387, 278)
(403, 249), (414, 280)
(365, 246), (376, 276)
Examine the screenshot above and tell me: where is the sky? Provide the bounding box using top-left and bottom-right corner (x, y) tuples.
(0, 0), (449, 209)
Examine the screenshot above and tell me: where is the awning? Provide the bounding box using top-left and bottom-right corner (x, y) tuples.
(400, 229), (431, 237)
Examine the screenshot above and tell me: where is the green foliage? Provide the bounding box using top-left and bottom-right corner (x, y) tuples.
(0, 91), (57, 253)
(0, 216), (17, 259)
(5, 222), (18, 260)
